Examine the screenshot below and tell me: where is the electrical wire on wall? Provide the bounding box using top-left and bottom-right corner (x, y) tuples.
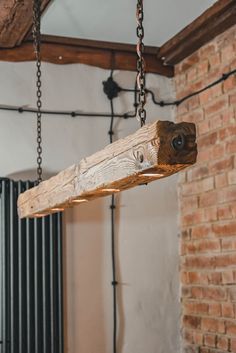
(0, 67), (235, 118)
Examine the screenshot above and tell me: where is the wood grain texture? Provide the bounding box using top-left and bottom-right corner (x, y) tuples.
(18, 120), (197, 218)
(0, 0), (52, 48)
(158, 0), (236, 65)
(0, 34), (174, 76)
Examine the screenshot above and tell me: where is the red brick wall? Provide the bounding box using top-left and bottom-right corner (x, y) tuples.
(175, 25), (236, 353)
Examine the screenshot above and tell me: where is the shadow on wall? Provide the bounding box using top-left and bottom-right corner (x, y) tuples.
(63, 196), (125, 353)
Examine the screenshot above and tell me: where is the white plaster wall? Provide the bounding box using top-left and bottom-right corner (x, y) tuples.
(0, 62), (180, 353)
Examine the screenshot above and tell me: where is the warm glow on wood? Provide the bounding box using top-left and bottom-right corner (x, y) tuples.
(17, 120), (197, 218)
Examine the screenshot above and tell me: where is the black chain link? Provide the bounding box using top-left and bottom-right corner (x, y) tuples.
(136, 0), (146, 127)
(33, 0), (43, 183)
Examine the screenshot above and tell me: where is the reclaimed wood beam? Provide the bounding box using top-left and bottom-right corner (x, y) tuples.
(18, 120), (197, 218)
(158, 0), (236, 65)
(0, 0), (52, 48)
(0, 34), (174, 76)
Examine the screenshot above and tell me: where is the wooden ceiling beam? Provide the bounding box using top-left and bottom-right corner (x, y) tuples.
(158, 0), (236, 65)
(0, 0), (52, 48)
(0, 34), (174, 77)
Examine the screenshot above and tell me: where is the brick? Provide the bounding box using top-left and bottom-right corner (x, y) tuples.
(221, 108), (235, 124)
(182, 210), (205, 226)
(209, 156), (234, 175)
(222, 303), (234, 318)
(198, 132), (218, 148)
(215, 254), (236, 268)
(208, 302), (221, 317)
(181, 52), (200, 71)
(212, 222), (236, 237)
(231, 338), (236, 352)
(198, 120), (210, 135)
(199, 89), (212, 105)
(217, 205), (232, 220)
(183, 315), (201, 329)
(209, 113), (222, 131)
(193, 331), (203, 345)
(185, 239), (220, 254)
(208, 52), (221, 68)
(226, 139), (236, 154)
(201, 318), (225, 333)
(183, 345), (200, 353)
(211, 144), (225, 160)
(182, 177), (214, 196)
(228, 169), (236, 185)
(226, 320), (236, 335)
(182, 286), (192, 298)
(204, 207), (218, 222)
(229, 91), (236, 105)
(188, 94), (201, 111)
(191, 286), (203, 299)
(188, 166), (209, 181)
(219, 185), (236, 204)
(208, 272), (222, 286)
(221, 44), (235, 63)
(185, 302), (208, 315)
(175, 73), (187, 87)
(204, 333), (216, 347)
(181, 109), (204, 123)
(183, 329), (194, 344)
(188, 271), (208, 285)
(200, 43), (216, 59)
(217, 335), (229, 350)
(232, 205), (236, 218)
(191, 224), (212, 239)
(204, 97), (229, 116)
(221, 239), (236, 252)
(181, 229), (191, 240)
(219, 125), (236, 140)
(197, 60), (209, 77)
(228, 287), (236, 302)
(181, 271), (189, 284)
(181, 195), (199, 213)
(199, 191), (218, 208)
(222, 270), (235, 284)
(223, 75), (236, 92)
(202, 287), (226, 301)
(187, 68), (197, 82)
(184, 255), (215, 269)
(199, 348), (209, 353)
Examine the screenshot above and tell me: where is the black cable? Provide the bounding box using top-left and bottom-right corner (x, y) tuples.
(121, 67), (236, 107)
(0, 68), (235, 117)
(0, 105), (136, 119)
(109, 96), (118, 353)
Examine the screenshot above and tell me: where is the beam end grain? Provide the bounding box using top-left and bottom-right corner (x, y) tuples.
(17, 120), (197, 218)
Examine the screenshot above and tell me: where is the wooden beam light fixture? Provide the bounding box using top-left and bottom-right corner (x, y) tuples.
(17, 0), (198, 219)
(18, 121), (197, 218)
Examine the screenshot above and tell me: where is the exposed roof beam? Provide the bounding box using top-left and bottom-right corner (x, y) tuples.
(0, 34), (174, 77)
(0, 0), (52, 48)
(158, 0), (236, 65)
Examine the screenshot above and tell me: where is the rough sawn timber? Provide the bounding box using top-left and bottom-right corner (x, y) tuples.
(18, 120), (197, 218)
(0, 0), (52, 48)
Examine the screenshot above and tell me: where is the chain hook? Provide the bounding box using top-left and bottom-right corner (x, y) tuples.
(136, 0), (146, 127)
(33, 0), (43, 183)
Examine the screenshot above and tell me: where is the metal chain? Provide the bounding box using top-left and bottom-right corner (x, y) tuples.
(136, 0), (146, 127)
(33, 0), (43, 183)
